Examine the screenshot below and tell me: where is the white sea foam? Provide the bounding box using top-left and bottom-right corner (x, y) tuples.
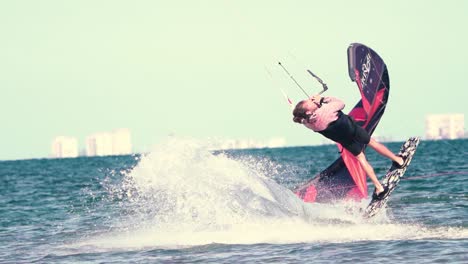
(70, 138), (468, 251)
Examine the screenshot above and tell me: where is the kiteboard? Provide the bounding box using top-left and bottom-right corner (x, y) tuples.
(363, 137), (420, 218)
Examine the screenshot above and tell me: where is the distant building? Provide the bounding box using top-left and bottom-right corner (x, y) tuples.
(86, 129), (132, 156)
(111, 128), (132, 155)
(215, 137), (286, 150)
(425, 114), (464, 140)
(51, 136), (79, 158)
(372, 134), (394, 143)
(266, 137), (287, 148)
(86, 132), (113, 156)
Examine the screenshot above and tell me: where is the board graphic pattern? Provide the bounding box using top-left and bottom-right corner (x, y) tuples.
(363, 137), (420, 218)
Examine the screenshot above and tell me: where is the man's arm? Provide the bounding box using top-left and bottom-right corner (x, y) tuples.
(312, 95), (345, 111)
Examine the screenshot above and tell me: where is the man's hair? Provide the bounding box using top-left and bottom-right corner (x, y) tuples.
(292, 100), (310, 124)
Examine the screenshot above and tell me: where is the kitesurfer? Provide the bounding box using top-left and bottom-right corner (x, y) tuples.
(292, 94), (408, 199)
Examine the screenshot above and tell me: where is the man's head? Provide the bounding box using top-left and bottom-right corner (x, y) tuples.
(292, 99), (319, 124)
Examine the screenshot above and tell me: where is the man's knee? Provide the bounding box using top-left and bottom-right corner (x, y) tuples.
(355, 152), (366, 162)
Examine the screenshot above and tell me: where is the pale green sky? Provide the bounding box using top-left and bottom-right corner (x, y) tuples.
(1, 0), (467, 160)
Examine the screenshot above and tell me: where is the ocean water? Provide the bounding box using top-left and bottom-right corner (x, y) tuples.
(1, 138), (467, 263)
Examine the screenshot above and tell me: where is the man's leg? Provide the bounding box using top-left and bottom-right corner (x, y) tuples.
(356, 152), (385, 194)
(368, 138), (403, 165)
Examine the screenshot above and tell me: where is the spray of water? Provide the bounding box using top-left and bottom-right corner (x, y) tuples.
(71, 138), (467, 251)
(117, 138), (319, 230)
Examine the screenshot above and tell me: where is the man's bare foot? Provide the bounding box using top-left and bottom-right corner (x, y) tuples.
(395, 156), (404, 167)
(373, 186), (389, 200)
(393, 155), (408, 169)
(375, 186), (385, 195)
